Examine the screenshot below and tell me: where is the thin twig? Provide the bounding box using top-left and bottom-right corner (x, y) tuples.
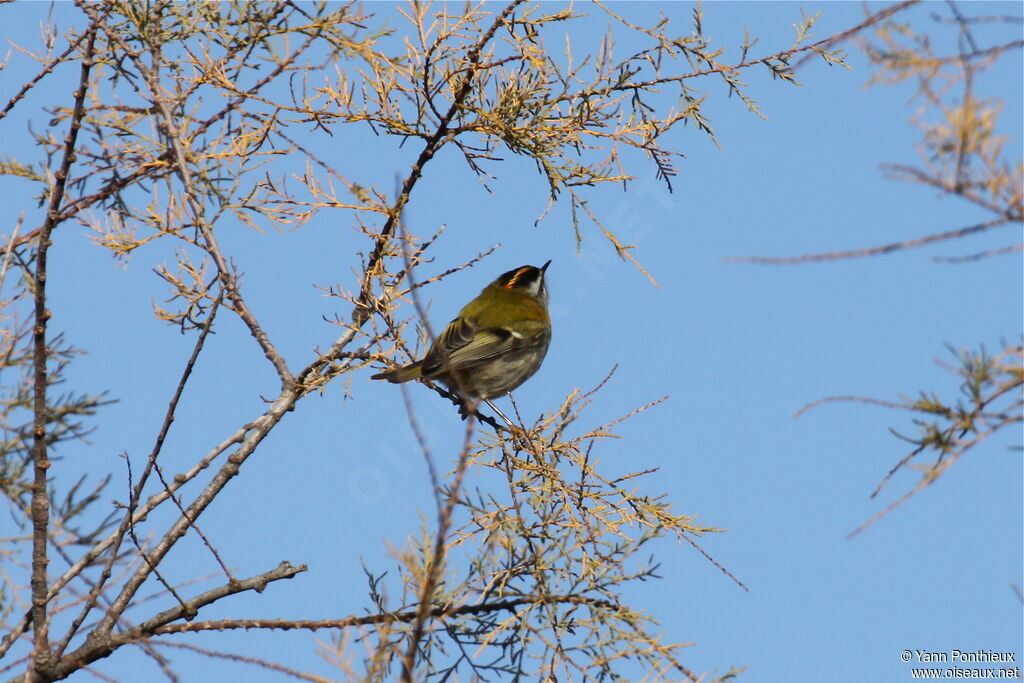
(792, 0), (922, 70)
(0, 27), (91, 121)
(558, 0), (922, 106)
(727, 216), (1014, 264)
(794, 395), (913, 419)
(0, 215), (22, 294)
(124, 455), (194, 618)
(933, 242), (1023, 263)
(153, 641), (332, 683)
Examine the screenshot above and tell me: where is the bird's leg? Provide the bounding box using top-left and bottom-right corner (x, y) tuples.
(484, 399), (517, 431)
(484, 398), (537, 453)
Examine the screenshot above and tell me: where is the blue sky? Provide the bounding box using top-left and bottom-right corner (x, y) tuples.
(0, 2), (1021, 682)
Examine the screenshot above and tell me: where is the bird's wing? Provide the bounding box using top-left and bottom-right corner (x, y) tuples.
(420, 316), (477, 377)
(421, 317), (547, 377)
(437, 315), (477, 353)
(445, 328), (519, 368)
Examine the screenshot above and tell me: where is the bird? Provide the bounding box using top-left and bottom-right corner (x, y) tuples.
(372, 261), (552, 419)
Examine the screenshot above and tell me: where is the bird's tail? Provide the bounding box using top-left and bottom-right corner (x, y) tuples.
(371, 361), (423, 384)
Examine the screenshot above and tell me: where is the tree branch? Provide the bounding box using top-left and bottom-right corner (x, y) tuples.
(727, 216), (1014, 264)
(27, 26), (95, 680)
(10, 563), (308, 683)
(351, 0), (528, 327)
(76, 0), (295, 386)
(52, 293), (224, 661)
(145, 594), (616, 636)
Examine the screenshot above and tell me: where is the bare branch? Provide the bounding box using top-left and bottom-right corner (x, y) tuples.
(0, 27), (91, 122)
(728, 216), (1014, 264)
(31, 563), (308, 682)
(792, 0), (922, 70)
(933, 242), (1023, 263)
(28, 25), (96, 679)
(149, 594), (619, 636)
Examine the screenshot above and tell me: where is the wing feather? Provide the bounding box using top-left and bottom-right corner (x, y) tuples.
(421, 317), (547, 378)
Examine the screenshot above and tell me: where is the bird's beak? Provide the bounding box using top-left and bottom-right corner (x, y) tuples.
(540, 260), (551, 273)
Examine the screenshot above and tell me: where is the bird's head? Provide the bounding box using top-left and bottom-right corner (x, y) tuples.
(492, 260), (550, 304)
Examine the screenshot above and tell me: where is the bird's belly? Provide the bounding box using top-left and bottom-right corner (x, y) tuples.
(455, 344), (550, 399)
